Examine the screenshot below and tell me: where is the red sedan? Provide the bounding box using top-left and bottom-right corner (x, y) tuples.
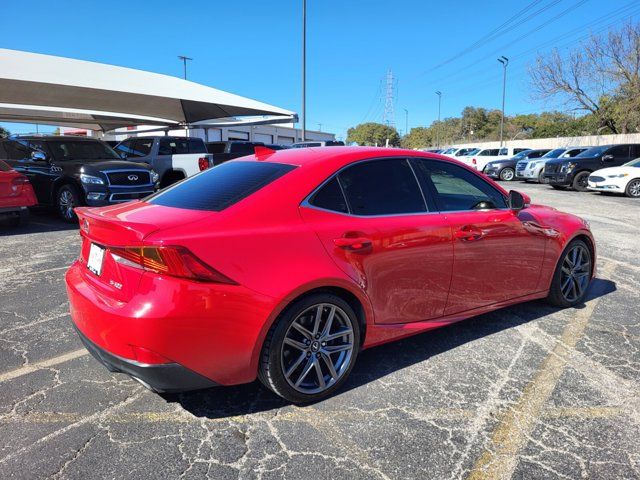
(66, 147), (595, 403)
(0, 159), (37, 226)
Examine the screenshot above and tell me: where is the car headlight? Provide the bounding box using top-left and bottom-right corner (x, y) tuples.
(560, 162), (577, 173)
(150, 170), (159, 183)
(607, 173), (628, 178)
(80, 173), (105, 185)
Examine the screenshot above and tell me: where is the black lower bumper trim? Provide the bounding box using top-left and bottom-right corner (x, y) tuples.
(74, 326), (218, 393)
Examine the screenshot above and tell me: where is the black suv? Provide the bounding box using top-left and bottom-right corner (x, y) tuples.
(0, 136), (159, 222)
(544, 144), (640, 191)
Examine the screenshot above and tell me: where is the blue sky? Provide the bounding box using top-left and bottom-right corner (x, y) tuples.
(1, 0), (638, 139)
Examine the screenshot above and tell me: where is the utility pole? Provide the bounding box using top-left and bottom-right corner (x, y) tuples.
(301, 0), (307, 141)
(435, 91), (442, 148)
(498, 56), (508, 147)
(403, 109), (408, 136)
(178, 55), (192, 80)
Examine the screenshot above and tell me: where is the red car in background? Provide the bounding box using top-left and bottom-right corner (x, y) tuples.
(0, 159), (37, 227)
(66, 147), (595, 403)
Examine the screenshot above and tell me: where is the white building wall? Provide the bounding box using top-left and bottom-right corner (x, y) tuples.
(446, 132), (640, 150)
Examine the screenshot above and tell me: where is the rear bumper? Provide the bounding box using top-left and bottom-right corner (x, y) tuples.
(65, 259), (277, 387)
(75, 325), (218, 392)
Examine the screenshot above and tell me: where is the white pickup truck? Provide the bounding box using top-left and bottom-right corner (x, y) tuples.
(114, 136), (214, 188)
(459, 146), (529, 172)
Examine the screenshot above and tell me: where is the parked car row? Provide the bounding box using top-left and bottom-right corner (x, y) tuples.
(437, 143), (640, 198)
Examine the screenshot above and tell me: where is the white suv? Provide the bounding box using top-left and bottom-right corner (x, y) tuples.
(461, 146), (529, 171)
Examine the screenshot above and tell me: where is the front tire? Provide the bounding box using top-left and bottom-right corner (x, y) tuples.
(56, 184), (82, 223)
(572, 171), (590, 192)
(547, 239), (592, 307)
(258, 293), (360, 404)
(625, 178), (640, 198)
(538, 169), (546, 184)
(499, 167), (515, 181)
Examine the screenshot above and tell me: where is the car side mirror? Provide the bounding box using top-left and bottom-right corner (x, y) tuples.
(508, 190), (529, 210)
(31, 151), (48, 162)
(602, 154), (614, 162)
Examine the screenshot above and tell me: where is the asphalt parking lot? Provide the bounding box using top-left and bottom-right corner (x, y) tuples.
(0, 183), (638, 480)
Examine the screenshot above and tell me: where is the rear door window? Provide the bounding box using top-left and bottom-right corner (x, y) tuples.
(608, 145), (630, 159)
(336, 158), (426, 215)
(147, 161), (296, 211)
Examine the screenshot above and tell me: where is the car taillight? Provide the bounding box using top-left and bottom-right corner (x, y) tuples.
(11, 175), (29, 186)
(109, 245), (237, 284)
(198, 157), (210, 171)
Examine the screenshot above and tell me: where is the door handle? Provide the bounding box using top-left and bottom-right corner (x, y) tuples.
(454, 226), (484, 241)
(333, 237), (372, 251)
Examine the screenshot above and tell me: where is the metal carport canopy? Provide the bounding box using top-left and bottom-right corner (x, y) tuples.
(0, 49), (297, 131)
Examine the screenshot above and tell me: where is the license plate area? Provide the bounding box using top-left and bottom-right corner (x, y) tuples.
(87, 243), (106, 276)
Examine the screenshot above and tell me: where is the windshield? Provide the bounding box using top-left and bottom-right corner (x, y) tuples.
(624, 158), (640, 167)
(513, 150), (531, 160)
(543, 148), (566, 158)
(32, 139), (120, 162)
(576, 145), (609, 158)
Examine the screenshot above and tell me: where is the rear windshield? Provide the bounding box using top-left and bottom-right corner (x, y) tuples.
(159, 138), (207, 155)
(146, 161), (296, 211)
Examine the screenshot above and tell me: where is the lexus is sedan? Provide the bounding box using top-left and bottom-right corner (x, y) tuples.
(66, 147), (595, 403)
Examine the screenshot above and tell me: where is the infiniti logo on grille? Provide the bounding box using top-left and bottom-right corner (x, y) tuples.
(127, 175), (139, 181)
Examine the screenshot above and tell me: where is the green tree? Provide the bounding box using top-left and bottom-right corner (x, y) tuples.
(347, 122), (400, 147)
(0, 125), (9, 138)
(401, 127), (433, 149)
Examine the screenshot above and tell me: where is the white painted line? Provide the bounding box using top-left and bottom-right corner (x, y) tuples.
(0, 349), (88, 383)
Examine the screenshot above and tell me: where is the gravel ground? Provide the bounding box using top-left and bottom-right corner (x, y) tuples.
(0, 183), (638, 480)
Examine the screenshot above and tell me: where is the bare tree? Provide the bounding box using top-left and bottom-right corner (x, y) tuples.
(530, 21), (640, 134)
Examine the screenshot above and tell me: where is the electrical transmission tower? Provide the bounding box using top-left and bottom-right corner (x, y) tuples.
(382, 69), (396, 128)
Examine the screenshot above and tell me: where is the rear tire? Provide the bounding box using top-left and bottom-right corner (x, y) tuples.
(572, 171), (590, 192)
(547, 239), (592, 307)
(56, 184), (82, 223)
(499, 168), (515, 181)
(625, 178), (640, 198)
(258, 293), (360, 404)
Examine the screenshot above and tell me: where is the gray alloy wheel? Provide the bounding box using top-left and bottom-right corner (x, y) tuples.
(499, 168), (515, 181)
(57, 185), (81, 223)
(559, 243), (591, 303)
(626, 178), (640, 198)
(258, 293), (360, 403)
(281, 303), (355, 395)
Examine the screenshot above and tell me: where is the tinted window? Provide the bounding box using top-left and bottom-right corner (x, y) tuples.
(499, 148), (508, 155)
(206, 142), (226, 154)
(128, 138), (152, 156)
(528, 150), (549, 159)
(576, 146), (609, 157)
(1, 140), (33, 160)
(543, 148), (566, 158)
(412, 159), (507, 212)
(158, 138), (206, 155)
(479, 149), (499, 156)
(310, 177), (348, 213)
(229, 142), (262, 154)
(630, 145), (640, 158)
(147, 161), (295, 211)
(608, 145), (630, 158)
(514, 148), (530, 154)
(564, 148), (586, 157)
(28, 140), (118, 162)
(337, 159), (426, 216)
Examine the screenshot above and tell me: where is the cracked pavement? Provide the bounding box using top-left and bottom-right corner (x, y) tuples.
(0, 184), (638, 479)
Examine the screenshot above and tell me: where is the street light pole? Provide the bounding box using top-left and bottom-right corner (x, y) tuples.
(301, 0), (306, 142)
(404, 108), (408, 137)
(497, 56), (509, 147)
(178, 55), (192, 80)
(435, 91), (442, 148)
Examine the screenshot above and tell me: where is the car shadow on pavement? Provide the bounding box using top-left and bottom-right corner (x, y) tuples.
(165, 277), (616, 418)
(0, 209), (77, 236)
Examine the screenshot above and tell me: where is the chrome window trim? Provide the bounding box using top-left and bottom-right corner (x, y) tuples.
(300, 156), (510, 218)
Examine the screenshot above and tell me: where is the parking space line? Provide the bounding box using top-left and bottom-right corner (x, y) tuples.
(0, 348), (88, 383)
(468, 262), (616, 480)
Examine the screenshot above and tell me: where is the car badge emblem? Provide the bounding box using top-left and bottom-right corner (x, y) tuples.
(81, 219), (90, 234)
(128, 175), (139, 181)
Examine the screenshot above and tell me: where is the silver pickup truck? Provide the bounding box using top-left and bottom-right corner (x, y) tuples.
(114, 136), (214, 188)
